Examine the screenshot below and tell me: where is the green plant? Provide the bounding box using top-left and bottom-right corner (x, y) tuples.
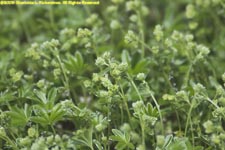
(0, 0), (225, 149)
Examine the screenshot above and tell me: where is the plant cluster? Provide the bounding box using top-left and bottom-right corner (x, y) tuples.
(0, 0), (225, 149)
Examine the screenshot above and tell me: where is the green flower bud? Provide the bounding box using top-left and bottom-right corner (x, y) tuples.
(132, 101), (144, 115)
(118, 62), (128, 72)
(162, 94), (175, 101)
(120, 123), (131, 132)
(193, 83), (206, 93)
(109, 85), (119, 93)
(100, 77), (113, 89)
(212, 107), (225, 118)
(111, 69), (121, 77)
(189, 22), (198, 29)
(164, 38), (173, 47)
(110, 20), (121, 30)
(95, 57), (106, 66)
(141, 6), (149, 16)
(43, 60), (49, 68)
(102, 52), (111, 60)
(95, 123), (105, 131)
(0, 127), (6, 136)
(28, 127), (36, 138)
(109, 62), (118, 69)
(92, 73), (100, 82)
(53, 68), (61, 78)
(46, 135), (54, 145)
(55, 134), (61, 143)
(85, 42), (92, 48)
(37, 79), (45, 88)
(171, 31), (183, 41)
(186, 4), (196, 19)
(86, 14), (98, 25)
(203, 120), (214, 133)
(156, 135), (164, 147)
(26, 43), (41, 60)
(106, 6), (118, 13)
(153, 25), (164, 41)
(222, 73), (225, 82)
(124, 30), (137, 44)
(77, 28), (92, 38)
(196, 45), (210, 56)
(129, 14), (138, 22)
(185, 34), (194, 42)
(136, 144), (145, 150)
(211, 134), (220, 144)
(101, 136), (107, 142)
(11, 71), (24, 82)
(84, 80), (92, 88)
(136, 73), (146, 81)
(152, 46), (159, 54)
(99, 90), (109, 98)
(176, 91), (189, 102)
(19, 137), (31, 146)
(60, 28), (75, 38)
(219, 133), (225, 140)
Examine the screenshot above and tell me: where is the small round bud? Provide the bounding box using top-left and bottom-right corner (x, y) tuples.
(110, 20), (121, 30)
(46, 135), (54, 145)
(203, 120), (214, 133)
(186, 4), (196, 19)
(83, 80), (92, 88)
(153, 25), (164, 41)
(95, 57), (106, 66)
(28, 127), (36, 138)
(136, 73), (146, 81)
(77, 28), (92, 38)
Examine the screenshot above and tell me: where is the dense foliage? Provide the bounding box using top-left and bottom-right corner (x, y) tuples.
(0, 0), (225, 149)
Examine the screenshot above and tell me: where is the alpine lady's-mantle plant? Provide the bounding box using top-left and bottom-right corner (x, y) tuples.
(0, 0), (225, 149)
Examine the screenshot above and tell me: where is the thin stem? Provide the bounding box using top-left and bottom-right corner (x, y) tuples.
(127, 73), (143, 101)
(140, 119), (146, 149)
(118, 82), (131, 120)
(149, 89), (165, 135)
(182, 62), (193, 89)
(175, 110), (181, 132)
(184, 103), (193, 137)
(50, 124), (56, 135)
(136, 10), (145, 59)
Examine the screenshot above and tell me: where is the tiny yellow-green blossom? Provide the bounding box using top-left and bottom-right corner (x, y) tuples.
(124, 30), (138, 47)
(153, 25), (164, 41)
(84, 80), (92, 88)
(203, 120), (214, 133)
(37, 79), (45, 88)
(222, 73), (225, 82)
(11, 70), (24, 82)
(110, 20), (121, 30)
(77, 28), (92, 38)
(106, 6), (118, 13)
(0, 126), (6, 136)
(156, 135), (165, 147)
(162, 94), (175, 101)
(86, 14), (98, 25)
(189, 22), (198, 29)
(95, 57), (106, 66)
(186, 4), (196, 19)
(211, 134), (220, 144)
(137, 73), (146, 81)
(28, 127), (36, 137)
(129, 14), (138, 22)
